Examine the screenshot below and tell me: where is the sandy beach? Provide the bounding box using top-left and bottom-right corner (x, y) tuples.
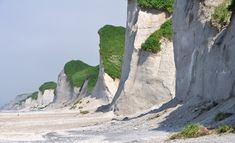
(0, 110), (234, 143)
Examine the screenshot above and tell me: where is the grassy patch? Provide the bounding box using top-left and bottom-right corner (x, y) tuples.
(217, 125), (234, 133)
(71, 66), (99, 92)
(137, 0), (174, 14)
(80, 110), (89, 115)
(31, 92), (38, 100)
(141, 19), (173, 53)
(212, 0), (233, 30)
(170, 123), (210, 140)
(64, 60), (92, 81)
(98, 25), (125, 79)
(214, 112), (233, 121)
(64, 60), (99, 92)
(39, 82), (57, 94)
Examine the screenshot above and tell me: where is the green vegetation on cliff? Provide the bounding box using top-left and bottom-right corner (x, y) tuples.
(64, 60), (92, 81)
(214, 112), (233, 121)
(19, 92), (38, 105)
(64, 60), (99, 92)
(141, 19), (173, 53)
(137, 0), (174, 14)
(31, 92), (39, 100)
(39, 82), (57, 93)
(98, 25), (125, 79)
(212, 0), (233, 30)
(71, 66), (99, 92)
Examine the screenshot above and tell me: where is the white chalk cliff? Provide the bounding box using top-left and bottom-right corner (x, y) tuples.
(1, 93), (31, 110)
(54, 70), (74, 104)
(110, 0), (176, 116)
(92, 58), (119, 104)
(173, 0), (235, 104)
(37, 90), (55, 108)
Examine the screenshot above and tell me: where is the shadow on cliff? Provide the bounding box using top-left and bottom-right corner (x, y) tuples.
(151, 96), (235, 133)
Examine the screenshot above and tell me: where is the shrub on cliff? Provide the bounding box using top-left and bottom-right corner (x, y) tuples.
(98, 25), (125, 79)
(39, 81), (57, 93)
(217, 125), (234, 133)
(170, 123), (210, 139)
(141, 19), (173, 53)
(138, 0), (174, 13)
(212, 0), (233, 30)
(214, 112), (233, 121)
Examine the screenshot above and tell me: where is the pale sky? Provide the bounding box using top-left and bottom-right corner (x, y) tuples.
(0, 0), (127, 106)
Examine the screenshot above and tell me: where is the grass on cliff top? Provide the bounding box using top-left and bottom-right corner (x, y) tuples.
(64, 60), (93, 81)
(141, 19), (173, 53)
(98, 25), (125, 79)
(64, 60), (99, 93)
(170, 123), (210, 140)
(31, 92), (38, 100)
(71, 66), (99, 92)
(137, 0), (174, 14)
(39, 81), (57, 93)
(212, 0), (233, 30)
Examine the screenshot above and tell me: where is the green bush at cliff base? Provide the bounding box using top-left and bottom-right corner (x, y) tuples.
(170, 123), (210, 139)
(39, 81), (57, 93)
(141, 19), (173, 53)
(217, 125), (234, 133)
(71, 66), (99, 92)
(98, 25), (125, 79)
(137, 0), (174, 14)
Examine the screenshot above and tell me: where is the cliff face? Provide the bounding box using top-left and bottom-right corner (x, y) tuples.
(111, 0), (176, 116)
(92, 25), (125, 104)
(1, 93), (31, 110)
(37, 90), (55, 108)
(54, 70), (74, 104)
(173, 0), (235, 104)
(92, 59), (119, 103)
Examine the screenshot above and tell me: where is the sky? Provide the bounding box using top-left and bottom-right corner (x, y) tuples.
(0, 0), (127, 106)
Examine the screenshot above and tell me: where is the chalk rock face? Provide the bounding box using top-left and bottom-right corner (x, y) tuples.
(37, 90), (55, 107)
(54, 70), (74, 104)
(1, 93), (31, 110)
(92, 59), (119, 103)
(76, 79), (89, 101)
(111, 0), (175, 116)
(173, 0), (235, 103)
(23, 97), (38, 108)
